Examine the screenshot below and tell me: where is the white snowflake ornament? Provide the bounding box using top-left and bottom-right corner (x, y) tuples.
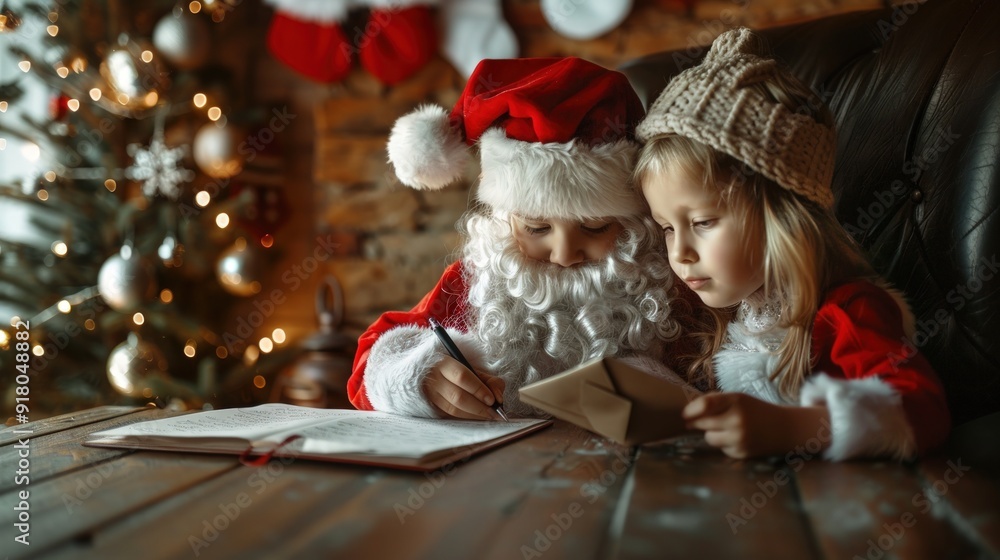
(125, 131), (195, 200)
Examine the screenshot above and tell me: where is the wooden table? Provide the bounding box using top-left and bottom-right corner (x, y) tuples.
(1, 406), (998, 559)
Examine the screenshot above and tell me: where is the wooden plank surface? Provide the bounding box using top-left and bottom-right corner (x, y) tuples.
(477, 424), (634, 560)
(0, 452), (238, 560)
(36, 460), (385, 560)
(795, 458), (982, 559)
(0, 406), (146, 446)
(35, 422), (632, 560)
(17, 406), (1000, 560)
(0, 407), (173, 493)
(916, 455), (1000, 557)
(618, 434), (821, 559)
(289, 423), (632, 559)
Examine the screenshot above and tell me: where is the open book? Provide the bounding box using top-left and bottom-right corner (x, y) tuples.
(84, 404), (552, 471)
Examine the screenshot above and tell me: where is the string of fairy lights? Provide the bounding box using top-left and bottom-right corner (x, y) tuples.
(0, 0), (290, 402)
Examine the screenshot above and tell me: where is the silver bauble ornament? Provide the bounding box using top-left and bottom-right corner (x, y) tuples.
(98, 244), (157, 311)
(216, 239), (263, 297)
(100, 34), (168, 112)
(107, 333), (169, 397)
(153, 7), (211, 69)
(193, 122), (245, 178)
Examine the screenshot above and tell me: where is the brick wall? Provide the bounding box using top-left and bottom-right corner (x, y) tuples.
(249, 0), (883, 345)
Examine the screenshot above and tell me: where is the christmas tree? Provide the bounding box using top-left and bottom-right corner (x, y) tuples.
(0, 0), (293, 418)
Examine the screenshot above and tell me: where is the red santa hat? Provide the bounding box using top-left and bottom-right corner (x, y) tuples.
(387, 57), (648, 219)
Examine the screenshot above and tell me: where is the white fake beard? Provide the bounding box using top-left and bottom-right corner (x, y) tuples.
(460, 212), (680, 416)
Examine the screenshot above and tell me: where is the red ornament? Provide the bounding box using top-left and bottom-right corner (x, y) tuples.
(50, 93), (71, 121)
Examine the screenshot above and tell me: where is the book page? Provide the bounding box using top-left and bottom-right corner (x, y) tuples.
(89, 404), (549, 462)
(283, 414), (545, 458)
(91, 404), (363, 442)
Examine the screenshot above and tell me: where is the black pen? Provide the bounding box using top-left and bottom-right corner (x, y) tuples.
(427, 317), (509, 422)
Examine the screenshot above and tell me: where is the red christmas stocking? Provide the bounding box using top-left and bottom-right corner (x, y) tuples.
(265, 1), (353, 83)
(358, 5), (438, 86)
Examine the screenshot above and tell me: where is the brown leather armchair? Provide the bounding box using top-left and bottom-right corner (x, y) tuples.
(620, 0), (1000, 432)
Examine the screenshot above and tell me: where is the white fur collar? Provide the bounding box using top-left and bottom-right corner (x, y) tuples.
(714, 291), (789, 404)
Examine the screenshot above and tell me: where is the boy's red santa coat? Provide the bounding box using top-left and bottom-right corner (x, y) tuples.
(714, 281), (951, 461)
(349, 261), (472, 413)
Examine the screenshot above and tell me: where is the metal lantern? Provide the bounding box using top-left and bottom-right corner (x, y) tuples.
(271, 276), (356, 408)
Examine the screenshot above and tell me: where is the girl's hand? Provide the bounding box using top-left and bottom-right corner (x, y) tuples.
(683, 392), (825, 459)
(424, 356), (505, 420)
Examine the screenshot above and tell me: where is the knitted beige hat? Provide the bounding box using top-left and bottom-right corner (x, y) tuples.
(635, 28), (837, 208)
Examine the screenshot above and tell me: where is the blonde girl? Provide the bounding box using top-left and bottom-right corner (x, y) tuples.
(633, 28), (951, 460)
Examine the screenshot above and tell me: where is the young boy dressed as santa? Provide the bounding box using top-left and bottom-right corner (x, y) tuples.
(349, 58), (689, 420)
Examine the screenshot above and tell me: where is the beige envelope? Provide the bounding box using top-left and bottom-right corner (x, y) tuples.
(518, 357), (698, 445)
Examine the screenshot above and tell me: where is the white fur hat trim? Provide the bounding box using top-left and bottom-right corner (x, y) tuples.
(477, 128), (644, 219)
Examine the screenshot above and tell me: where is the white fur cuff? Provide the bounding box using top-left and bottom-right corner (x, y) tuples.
(363, 325), (487, 418)
(800, 374), (917, 461)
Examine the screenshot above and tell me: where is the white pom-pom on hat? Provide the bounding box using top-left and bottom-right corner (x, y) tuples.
(387, 104), (470, 190)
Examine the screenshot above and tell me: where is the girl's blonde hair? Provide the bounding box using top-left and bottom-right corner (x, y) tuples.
(634, 67), (877, 400)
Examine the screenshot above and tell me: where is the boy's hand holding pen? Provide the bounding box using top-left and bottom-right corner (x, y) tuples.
(426, 317), (509, 422)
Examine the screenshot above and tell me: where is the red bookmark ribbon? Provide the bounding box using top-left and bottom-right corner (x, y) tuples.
(238, 434), (302, 467)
